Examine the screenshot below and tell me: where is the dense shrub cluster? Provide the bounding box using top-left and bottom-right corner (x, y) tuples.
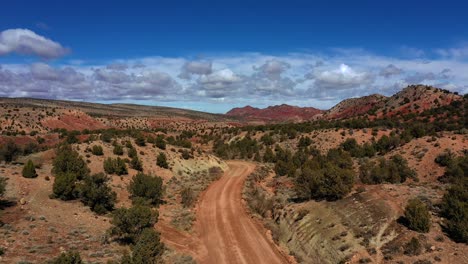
(214, 136), (260, 160)
(104, 157), (128, 175)
(128, 172), (164, 206)
(359, 155), (416, 184)
(113, 144), (124, 155)
(110, 205), (158, 243)
(438, 152), (468, 184)
(52, 144), (90, 200)
(440, 153), (468, 243)
(51, 144), (116, 214)
(156, 153), (168, 169)
(120, 228), (164, 264)
(293, 149), (355, 201)
(404, 198), (431, 233)
(154, 135), (166, 150)
(78, 173), (116, 214)
(0, 140), (40, 163)
(91, 145), (103, 156)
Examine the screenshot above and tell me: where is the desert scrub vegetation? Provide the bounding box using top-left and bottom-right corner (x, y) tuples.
(359, 155), (416, 184)
(78, 173), (116, 214)
(22, 159), (37, 178)
(109, 205), (158, 243)
(156, 152), (169, 169)
(128, 172), (164, 206)
(52, 144), (90, 200)
(180, 186), (195, 208)
(91, 145), (103, 156)
(0, 176), (6, 197)
(441, 176), (468, 243)
(436, 152), (468, 243)
(403, 198), (431, 233)
(51, 144), (116, 214)
(244, 167), (276, 217)
(113, 144), (124, 155)
(46, 251), (83, 264)
(0, 140), (21, 163)
(120, 227), (165, 264)
(104, 157), (128, 175)
(294, 148), (355, 201)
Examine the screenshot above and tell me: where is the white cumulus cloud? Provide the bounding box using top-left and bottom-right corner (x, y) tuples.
(0, 29), (69, 59)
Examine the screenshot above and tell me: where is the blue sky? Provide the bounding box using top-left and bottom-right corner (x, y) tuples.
(1, 0), (467, 113)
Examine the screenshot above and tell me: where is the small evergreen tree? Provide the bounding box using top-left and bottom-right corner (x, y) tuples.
(110, 205), (158, 243)
(22, 159), (38, 178)
(78, 173), (116, 214)
(91, 145), (103, 156)
(441, 177), (468, 243)
(154, 136), (166, 150)
(404, 198), (431, 233)
(129, 228), (164, 264)
(156, 153), (168, 169)
(128, 172), (163, 205)
(104, 157), (128, 175)
(52, 144), (89, 180)
(131, 156), (143, 171)
(52, 172), (79, 200)
(113, 144), (124, 155)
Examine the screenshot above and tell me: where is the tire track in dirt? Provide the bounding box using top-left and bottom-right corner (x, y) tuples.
(160, 161), (289, 264)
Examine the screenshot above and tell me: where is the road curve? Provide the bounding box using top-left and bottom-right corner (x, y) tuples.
(194, 161), (288, 264)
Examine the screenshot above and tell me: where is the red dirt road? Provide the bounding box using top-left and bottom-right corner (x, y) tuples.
(160, 161), (289, 264)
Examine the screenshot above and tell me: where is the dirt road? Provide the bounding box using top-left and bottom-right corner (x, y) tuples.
(160, 161), (289, 264)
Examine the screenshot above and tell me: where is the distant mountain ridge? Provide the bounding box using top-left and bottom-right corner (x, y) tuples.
(227, 85), (464, 122)
(226, 104), (323, 122)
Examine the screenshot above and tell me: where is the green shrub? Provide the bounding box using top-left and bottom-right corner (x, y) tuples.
(156, 153), (168, 169)
(262, 147), (275, 163)
(127, 228), (164, 263)
(435, 151), (454, 167)
(404, 198), (431, 233)
(0, 176), (7, 197)
(135, 134), (146, 147)
(128, 147), (137, 159)
(51, 145), (90, 200)
(52, 144), (89, 180)
(404, 237), (422, 256)
(128, 172), (163, 205)
(104, 157), (128, 175)
(78, 173), (116, 214)
(110, 205), (158, 243)
(295, 163), (354, 201)
(360, 155), (416, 184)
(52, 172), (79, 200)
(441, 178), (468, 243)
(130, 156), (143, 171)
(113, 144), (124, 155)
(91, 145), (103, 156)
(47, 251), (83, 264)
(22, 160), (38, 178)
(154, 136), (166, 150)
(0, 140), (20, 163)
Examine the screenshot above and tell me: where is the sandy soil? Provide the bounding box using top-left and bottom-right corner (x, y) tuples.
(160, 161), (290, 264)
